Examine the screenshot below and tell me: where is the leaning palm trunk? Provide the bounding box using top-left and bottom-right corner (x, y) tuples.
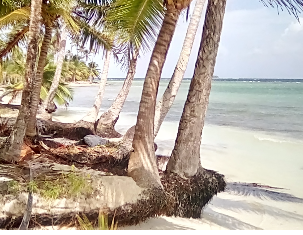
(128, 6), (181, 189)
(81, 50), (112, 123)
(167, 0), (227, 178)
(39, 24), (67, 119)
(154, 0), (207, 137)
(0, 58), (3, 84)
(96, 51), (139, 137)
(0, 0), (42, 162)
(26, 23), (53, 136)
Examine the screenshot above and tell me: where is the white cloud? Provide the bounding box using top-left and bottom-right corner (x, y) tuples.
(214, 4), (303, 79)
(283, 17), (303, 36)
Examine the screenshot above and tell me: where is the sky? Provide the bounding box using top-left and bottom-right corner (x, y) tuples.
(68, 0), (303, 79)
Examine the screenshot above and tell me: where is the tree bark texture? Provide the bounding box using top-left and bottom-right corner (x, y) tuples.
(39, 24), (67, 119)
(96, 51), (139, 138)
(81, 50), (112, 123)
(0, 58), (3, 84)
(167, 0), (227, 177)
(0, 0), (43, 162)
(128, 7), (181, 188)
(154, 0), (207, 137)
(26, 23), (53, 137)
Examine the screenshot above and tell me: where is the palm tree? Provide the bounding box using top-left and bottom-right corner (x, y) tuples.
(166, 0), (227, 178)
(96, 50), (139, 137)
(0, 0), (81, 136)
(0, 58), (3, 84)
(39, 0), (114, 120)
(0, 49), (73, 113)
(166, 0), (303, 178)
(39, 23), (68, 119)
(0, 0), (43, 162)
(78, 0), (164, 127)
(27, 1), (80, 136)
(81, 49), (112, 123)
(127, 0), (193, 189)
(87, 61), (99, 83)
(154, 0), (206, 137)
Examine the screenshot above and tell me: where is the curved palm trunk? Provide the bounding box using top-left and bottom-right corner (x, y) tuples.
(26, 23), (53, 137)
(96, 51), (139, 137)
(154, 0), (207, 137)
(81, 50), (112, 123)
(167, 0), (227, 178)
(128, 7), (181, 189)
(39, 24), (67, 119)
(0, 0), (42, 162)
(0, 58), (3, 84)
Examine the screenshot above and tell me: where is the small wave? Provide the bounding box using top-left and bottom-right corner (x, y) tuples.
(254, 135), (299, 144)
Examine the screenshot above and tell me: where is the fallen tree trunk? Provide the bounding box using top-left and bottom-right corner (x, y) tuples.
(0, 116), (95, 140)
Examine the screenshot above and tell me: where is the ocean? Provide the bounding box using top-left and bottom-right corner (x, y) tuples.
(53, 79), (303, 199)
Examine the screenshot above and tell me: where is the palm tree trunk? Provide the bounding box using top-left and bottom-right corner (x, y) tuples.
(166, 0), (227, 178)
(0, 0), (43, 162)
(128, 7), (181, 189)
(154, 0), (207, 137)
(81, 50), (112, 123)
(96, 50), (139, 137)
(39, 24), (67, 119)
(0, 58), (3, 84)
(26, 23), (53, 137)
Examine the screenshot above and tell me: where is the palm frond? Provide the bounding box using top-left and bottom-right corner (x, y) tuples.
(42, 63), (74, 105)
(0, 24), (29, 58)
(54, 82), (73, 105)
(40, 85), (48, 101)
(105, 0), (164, 55)
(77, 0), (113, 25)
(56, 9), (80, 35)
(0, 0), (30, 18)
(75, 21), (114, 53)
(0, 7), (30, 28)
(260, 0), (303, 19)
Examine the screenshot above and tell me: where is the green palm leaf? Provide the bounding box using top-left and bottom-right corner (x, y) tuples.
(105, 0), (164, 54)
(0, 23), (29, 58)
(0, 7), (30, 28)
(75, 21), (113, 53)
